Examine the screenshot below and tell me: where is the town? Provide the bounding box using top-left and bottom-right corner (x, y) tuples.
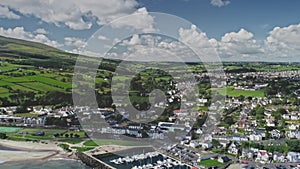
(1, 66), (300, 169)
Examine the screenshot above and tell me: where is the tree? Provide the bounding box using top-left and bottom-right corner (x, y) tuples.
(224, 116), (235, 125)
(212, 139), (220, 148)
(65, 134), (69, 138)
(0, 133), (7, 139)
(53, 133), (60, 138)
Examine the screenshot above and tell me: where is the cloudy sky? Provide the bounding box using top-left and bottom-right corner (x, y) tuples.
(0, 0), (300, 62)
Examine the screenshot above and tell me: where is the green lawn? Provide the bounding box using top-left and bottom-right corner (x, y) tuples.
(59, 138), (84, 144)
(215, 86), (264, 97)
(199, 159), (223, 167)
(83, 139), (147, 147)
(0, 127), (23, 133)
(71, 146), (94, 152)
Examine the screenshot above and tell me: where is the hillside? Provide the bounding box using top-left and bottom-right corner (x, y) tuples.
(0, 36), (77, 68)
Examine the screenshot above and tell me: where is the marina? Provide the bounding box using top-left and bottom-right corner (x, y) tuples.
(81, 146), (193, 169)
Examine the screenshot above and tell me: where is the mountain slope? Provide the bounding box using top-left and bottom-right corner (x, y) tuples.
(0, 36), (77, 68)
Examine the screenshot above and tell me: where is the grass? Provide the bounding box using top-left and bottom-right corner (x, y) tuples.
(199, 159), (223, 167)
(71, 146), (94, 152)
(0, 126), (22, 133)
(83, 139), (146, 147)
(59, 138), (84, 144)
(64, 131), (86, 137)
(215, 86), (264, 97)
(58, 143), (71, 152)
(5, 128), (87, 143)
(26, 75), (71, 89)
(20, 82), (64, 92)
(0, 87), (9, 93)
(2, 77), (33, 83)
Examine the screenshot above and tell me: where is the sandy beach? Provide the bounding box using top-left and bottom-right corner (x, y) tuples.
(0, 140), (71, 163)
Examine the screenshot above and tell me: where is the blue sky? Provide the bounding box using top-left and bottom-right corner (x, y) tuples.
(0, 0), (300, 61)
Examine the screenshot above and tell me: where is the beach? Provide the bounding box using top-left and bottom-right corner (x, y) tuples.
(0, 140), (71, 163)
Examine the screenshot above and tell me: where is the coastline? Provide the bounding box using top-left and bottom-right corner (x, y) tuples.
(0, 139), (76, 164)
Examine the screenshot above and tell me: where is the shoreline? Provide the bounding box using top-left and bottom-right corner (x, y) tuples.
(0, 139), (77, 164)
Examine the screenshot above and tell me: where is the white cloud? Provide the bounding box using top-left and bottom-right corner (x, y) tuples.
(122, 34), (141, 45)
(34, 28), (47, 34)
(264, 24), (300, 59)
(217, 29), (263, 60)
(98, 35), (109, 41)
(64, 37), (87, 48)
(179, 25), (212, 49)
(0, 26), (61, 47)
(0, 5), (20, 19)
(210, 0), (230, 7)
(110, 7), (155, 32)
(0, 0), (154, 31)
(0, 1), (93, 30)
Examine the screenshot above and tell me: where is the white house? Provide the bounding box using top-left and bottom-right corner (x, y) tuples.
(256, 150), (270, 163)
(287, 130), (300, 139)
(201, 142), (213, 149)
(287, 152), (300, 163)
(249, 133), (263, 141)
(273, 152), (285, 163)
(228, 142), (239, 155)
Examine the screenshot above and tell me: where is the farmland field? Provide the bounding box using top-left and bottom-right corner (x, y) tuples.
(26, 75), (71, 89)
(0, 87), (9, 93)
(214, 86), (264, 97)
(20, 82), (64, 92)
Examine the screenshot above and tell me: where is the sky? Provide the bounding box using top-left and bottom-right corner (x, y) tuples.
(0, 0), (300, 62)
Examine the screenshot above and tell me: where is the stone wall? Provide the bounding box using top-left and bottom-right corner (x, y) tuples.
(76, 152), (115, 169)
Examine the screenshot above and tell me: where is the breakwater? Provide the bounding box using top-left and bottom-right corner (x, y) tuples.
(76, 152), (116, 169)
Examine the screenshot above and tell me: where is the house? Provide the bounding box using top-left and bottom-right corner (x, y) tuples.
(291, 113), (300, 120)
(287, 152), (300, 163)
(189, 141), (200, 148)
(242, 149), (254, 159)
(273, 152), (285, 163)
(256, 150), (270, 163)
(266, 119), (276, 127)
(158, 122), (187, 132)
(249, 133), (263, 141)
(218, 156), (231, 163)
(287, 130), (300, 139)
(270, 129), (281, 139)
(228, 142), (239, 155)
(283, 114), (291, 120)
(232, 135), (248, 142)
(200, 142), (213, 149)
(288, 123), (299, 130)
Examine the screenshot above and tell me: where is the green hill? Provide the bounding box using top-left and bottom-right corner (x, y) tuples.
(0, 35), (77, 68)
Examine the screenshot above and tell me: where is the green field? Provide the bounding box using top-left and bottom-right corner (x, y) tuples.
(0, 127), (22, 133)
(20, 82), (64, 92)
(27, 75), (71, 89)
(199, 159), (223, 167)
(215, 86), (264, 97)
(83, 139), (146, 147)
(4, 127), (87, 142)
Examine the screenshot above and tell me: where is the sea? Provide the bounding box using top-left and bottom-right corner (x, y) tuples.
(0, 159), (91, 169)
